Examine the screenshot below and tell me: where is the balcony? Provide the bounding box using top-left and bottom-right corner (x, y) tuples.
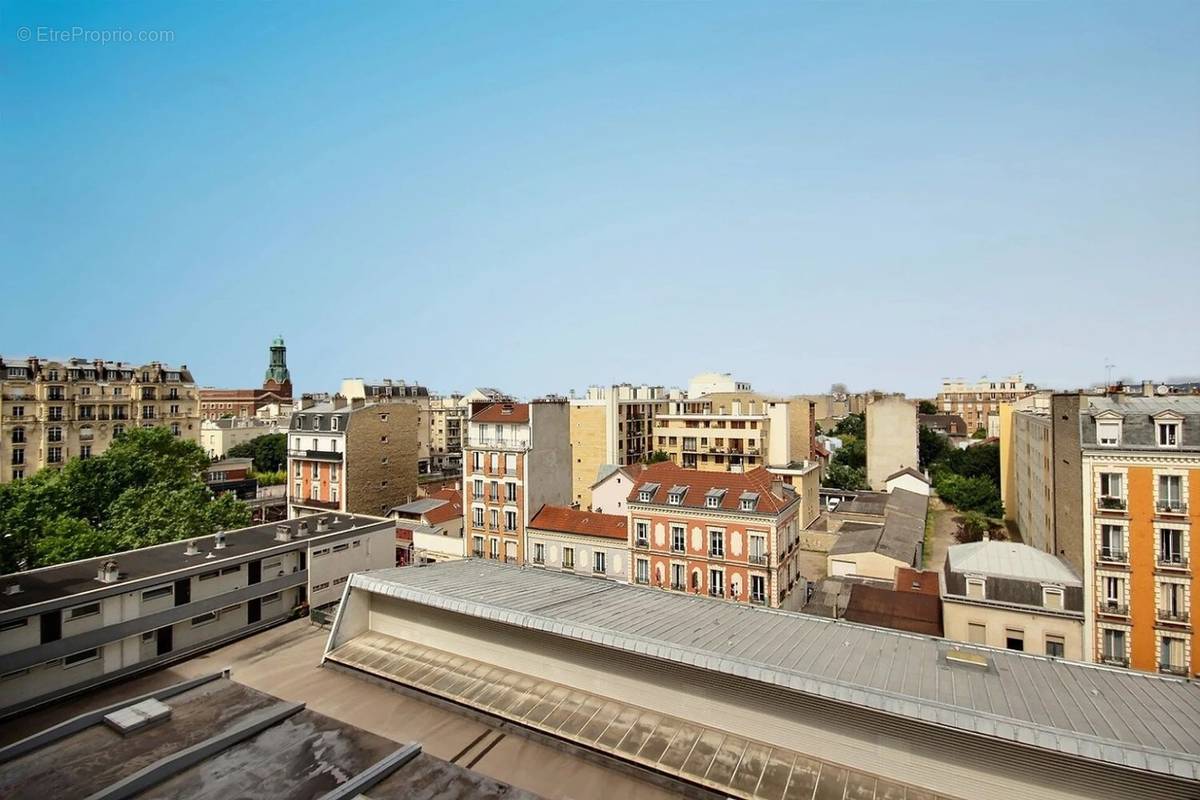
(635, 576), (649, 585)
(748, 553), (768, 566)
(287, 449), (344, 462)
(1101, 656), (1129, 668)
(1097, 496), (1127, 512)
(636, 538), (649, 549)
(1097, 602), (1129, 618)
(292, 497), (340, 511)
(1159, 663), (1189, 677)
(1098, 549), (1128, 566)
(1157, 500), (1189, 516)
(750, 595), (767, 606)
(1157, 608), (1190, 625)
(670, 582), (686, 591)
(467, 438), (528, 451)
(1158, 554), (1190, 571)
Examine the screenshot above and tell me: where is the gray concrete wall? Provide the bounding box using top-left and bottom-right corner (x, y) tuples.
(1051, 394), (1084, 573)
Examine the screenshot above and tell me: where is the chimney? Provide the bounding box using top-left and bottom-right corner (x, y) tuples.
(1142, 380), (1155, 398)
(184, 540), (200, 556)
(275, 524), (292, 542)
(333, 395), (347, 410)
(771, 475), (784, 498)
(97, 560), (120, 584)
(316, 516), (330, 533)
(297, 519), (309, 536)
(351, 397), (365, 409)
(213, 532), (226, 550)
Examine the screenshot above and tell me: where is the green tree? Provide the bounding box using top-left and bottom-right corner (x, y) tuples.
(833, 413), (865, 439)
(917, 400), (938, 415)
(833, 438), (866, 470)
(954, 510), (992, 543)
(933, 471), (1003, 517)
(938, 442), (1000, 484)
(644, 451), (671, 464)
(822, 463), (868, 490)
(228, 433), (287, 473)
(105, 484), (250, 549)
(918, 425), (950, 469)
(972, 427), (987, 439)
(249, 469), (286, 486)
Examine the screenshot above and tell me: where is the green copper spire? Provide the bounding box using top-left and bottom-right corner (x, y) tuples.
(264, 335), (290, 384)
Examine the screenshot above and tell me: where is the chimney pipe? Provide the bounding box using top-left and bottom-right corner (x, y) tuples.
(184, 540), (200, 556)
(275, 524), (292, 542)
(97, 560), (120, 584)
(213, 532), (226, 550)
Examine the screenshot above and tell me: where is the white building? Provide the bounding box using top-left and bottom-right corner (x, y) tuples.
(200, 417), (281, 459)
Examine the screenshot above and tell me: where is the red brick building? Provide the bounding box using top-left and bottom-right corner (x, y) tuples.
(200, 337), (293, 420)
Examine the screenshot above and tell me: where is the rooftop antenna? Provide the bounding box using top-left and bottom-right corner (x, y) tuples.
(1104, 358), (1116, 387)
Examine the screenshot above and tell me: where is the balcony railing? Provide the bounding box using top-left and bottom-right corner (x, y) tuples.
(670, 582), (686, 591)
(671, 544), (686, 554)
(1159, 663), (1189, 677)
(1158, 554), (1189, 570)
(532, 556), (545, 565)
(593, 567), (606, 575)
(635, 576), (649, 585)
(1098, 549), (1128, 565)
(635, 538), (649, 548)
(709, 549), (724, 558)
(1098, 602), (1129, 617)
(1158, 608), (1190, 624)
(1102, 656), (1130, 668)
(1097, 496), (1127, 511)
(748, 553), (768, 566)
(563, 562), (575, 571)
(287, 449), (343, 461)
(472, 549), (484, 558)
(292, 497), (340, 511)
(467, 438), (528, 450)
(749, 595), (767, 606)
(1157, 500), (1188, 515)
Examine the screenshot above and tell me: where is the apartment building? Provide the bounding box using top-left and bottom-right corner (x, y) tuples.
(388, 487), (466, 564)
(199, 416), (280, 458)
(626, 461), (819, 608)
(0, 356), (200, 483)
(462, 400), (571, 564)
(1082, 396), (1200, 676)
(341, 379), (467, 476)
(941, 540), (1085, 661)
(526, 504), (629, 580)
(198, 337), (292, 421)
(865, 395), (918, 491)
(569, 384), (667, 508)
(999, 399), (1055, 555)
(653, 391), (815, 474)
(429, 393), (466, 474)
(798, 392), (870, 428)
(287, 398), (419, 518)
(937, 374), (1038, 434)
(0, 513), (395, 717)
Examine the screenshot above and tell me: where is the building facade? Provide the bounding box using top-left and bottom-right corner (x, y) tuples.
(526, 504), (629, 581)
(653, 392), (815, 474)
(462, 400), (572, 565)
(198, 337), (292, 421)
(287, 398), (419, 518)
(626, 462), (818, 608)
(865, 395), (918, 491)
(0, 513), (395, 717)
(388, 487), (466, 564)
(569, 384), (667, 508)
(937, 374), (1038, 435)
(1081, 396), (1200, 676)
(0, 356), (200, 483)
(199, 416), (281, 458)
(941, 540), (1085, 661)
(1001, 403), (1055, 555)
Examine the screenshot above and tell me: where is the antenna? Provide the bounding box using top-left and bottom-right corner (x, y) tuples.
(1104, 358), (1116, 386)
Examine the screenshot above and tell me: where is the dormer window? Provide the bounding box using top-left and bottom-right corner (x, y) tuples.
(1042, 586), (1064, 610)
(705, 488), (726, 508)
(312, 416), (321, 428)
(331, 417), (339, 431)
(667, 485), (689, 506)
(966, 577), (985, 599)
(295, 417), (305, 430)
(637, 483), (659, 503)
(739, 491), (759, 512)
(1153, 411), (1183, 448)
(1094, 410), (1124, 447)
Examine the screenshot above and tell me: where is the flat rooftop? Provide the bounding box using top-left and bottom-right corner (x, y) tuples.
(348, 560), (1200, 782)
(0, 514), (390, 614)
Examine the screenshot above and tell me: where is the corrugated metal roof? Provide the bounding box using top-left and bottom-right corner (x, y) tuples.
(948, 541), (1082, 585)
(346, 560), (1200, 781)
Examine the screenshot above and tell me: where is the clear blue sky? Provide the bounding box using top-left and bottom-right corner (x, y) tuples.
(3, 1), (1197, 398)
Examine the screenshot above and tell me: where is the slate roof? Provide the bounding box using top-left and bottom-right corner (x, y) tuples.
(347, 560), (1200, 781)
(528, 505), (627, 541)
(828, 489), (927, 566)
(626, 462), (795, 515)
(948, 541), (1082, 586)
(1082, 396), (1200, 452)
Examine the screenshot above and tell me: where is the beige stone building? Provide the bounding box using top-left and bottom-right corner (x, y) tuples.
(865, 395), (918, 491)
(341, 379), (468, 476)
(999, 398), (1055, 555)
(937, 374), (1038, 435)
(287, 398), (419, 518)
(797, 392), (871, 428)
(0, 356), (200, 482)
(653, 386), (815, 474)
(199, 417), (281, 459)
(569, 384), (667, 509)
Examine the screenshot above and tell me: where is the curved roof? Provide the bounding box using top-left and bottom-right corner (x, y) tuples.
(947, 541), (1081, 585)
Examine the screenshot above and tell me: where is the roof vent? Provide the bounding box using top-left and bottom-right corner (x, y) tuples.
(275, 524), (292, 542)
(213, 532), (226, 550)
(104, 698), (172, 735)
(501, 403), (513, 415)
(204, 551), (216, 560)
(183, 541), (200, 556)
(946, 648), (990, 669)
(316, 516), (330, 533)
(2, 584), (20, 596)
(97, 560), (120, 584)
(297, 520), (309, 535)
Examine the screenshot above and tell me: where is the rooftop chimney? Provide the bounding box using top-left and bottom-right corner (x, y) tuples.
(184, 540), (200, 556)
(97, 560), (120, 584)
(316, 516), (330, 533)
(297, 519), (309, 536)
(213, 532), (226, 550)
(333, 395), (348, 410)
(275, 524), (292, 542)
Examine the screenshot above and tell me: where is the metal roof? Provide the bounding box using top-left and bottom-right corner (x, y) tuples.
(347, 560), (1200, 781)
(390, 498), (448, 515)
(947, 541), (1082, 586)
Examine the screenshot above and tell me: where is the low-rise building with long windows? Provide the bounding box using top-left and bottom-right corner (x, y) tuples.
(0, 513), (395, 718)
(526, 504), (629, 581)
(1081, 396), (1200, 676)
(626, 461), (819, 608)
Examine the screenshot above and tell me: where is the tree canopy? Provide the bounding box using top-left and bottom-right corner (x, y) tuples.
(227, 433), (287, 472)
(0, 427), (250, 572)
(832, 413), (865, 439)
(917, 400), (938, 415)
(822, 463), (868, 490)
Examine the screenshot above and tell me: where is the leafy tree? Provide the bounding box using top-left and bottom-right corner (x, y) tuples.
(249, 469), (286, 486)
(833, 413), (865, 439)
(954, 510), (1007, 544)
(937, 442), (1000, 484)
(972, 427), (987, 439)
(645, 451), (671, 464)
(228, 433), (287, 473)
(833, 438), (866, 470)
(822, 463), (868, 490)
(105, 484), (249, 549)
(919, 425), (950, 469)
(917, 400), (938, 415)
(933, 471), (1003, 517)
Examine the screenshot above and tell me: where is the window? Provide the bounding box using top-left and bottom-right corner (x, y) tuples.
(262, 592), (281, 604)
(294, 480), (302, 499)
(330, 464), (338, 481)
(472, 507), (484, 527)
(142, 630), (156, 642)
(1005, 628), (1024, 651)
(563, 547), (575, 569)
(708, 529), (724, 558)
(639, 490), (653, 502)
(472, 536), (484, 557)
(47, 426), (62, 443)
(1103, 629), (1127, 664)
(667, 486), (687, 505)
(63, 648), (100, 667)
(1160, 636), (1186, 673)
(198, 569), (220, 581)
(489, 509), (499, 530)
(967, 623), (986, 644)
(68, 602), (101, 620)
(750, 574), (766, 604)
(671, 563), (685, 590)
(1157, 422), (1180, 448)
(593, 551), (606, 574)
(490, 453), (499, 472)
(312, 582), (330, 592)
(1097, 420), (1121, 446)
(636, 558), (649, 584)
(311, 462), (319, 479)
(533, 542), (545, 564)
(332, 543), (349, 553)
(1042, 587), (1064, 610)
(142, 585), (172, 602)
(706, 495), (720, 508)
(708, 568), (724, 597)
(1160, 528), (1186, 566)
(191, 611), (218, 626)
(504, 510), (517, 531)
(1102, 576), (1125, 610)
(0, 617), (28, 632)
(740, 495), (758, 512)
(1098, 472), (1124, 508)
(1100, 525), (1126, 562)
(489, 538), (499, 559)
(11, 449), (24, 466)
(331, 417), (338, 431)
(1158, 474), (1184, 512)
(671, 524), (686, 553)
(505, 482), (517, 502)
(505, 453), (517, 474)
(473, 451), (483, 471)
(749, 535), (766, 565)
(379, 413), (389, 422)
(312, 548), (330, 558)
(9, 427), (23, 443)
(47, 447), (62, 464)
(489, 480), (499, 500)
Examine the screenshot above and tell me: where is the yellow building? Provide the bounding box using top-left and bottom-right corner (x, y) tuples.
(999, 396), (1055, 555)
(570, 384), (667, 509)
(0, 356), (200, 482)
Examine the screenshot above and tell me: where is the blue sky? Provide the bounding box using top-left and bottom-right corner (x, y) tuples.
(2, 2), (1197, 398)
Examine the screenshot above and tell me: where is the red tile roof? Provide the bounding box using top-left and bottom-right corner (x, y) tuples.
(624, 462), (794, 514)
(813, 442), (830, 459)
(528, 505), (628, 540)
(470, 402), (530, 423)
(423, 488), (463, 525)
(843, 583), (943, 637)
(894, 567), (939, 595)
